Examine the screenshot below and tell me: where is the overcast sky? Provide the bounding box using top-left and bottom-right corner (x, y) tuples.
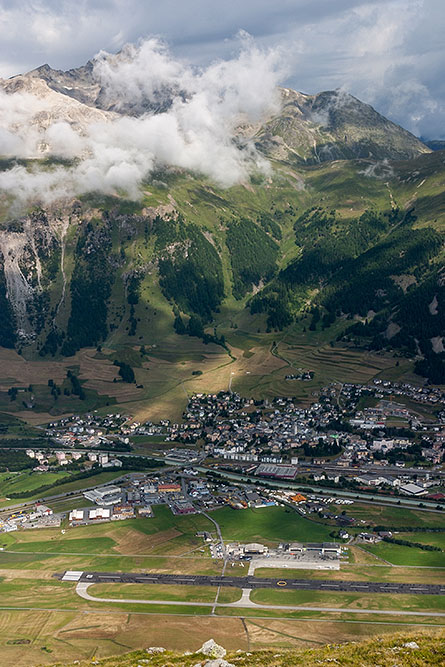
(0, 0), (444, 138)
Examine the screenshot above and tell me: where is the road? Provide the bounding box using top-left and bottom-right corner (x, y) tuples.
(75, 581), (445, 618)
(199, 510), (225, 555)
(62, 570), (445, 596)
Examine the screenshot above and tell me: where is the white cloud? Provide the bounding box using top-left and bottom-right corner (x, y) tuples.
(0, 0), (444, 146)
(0, 35), (284, 205)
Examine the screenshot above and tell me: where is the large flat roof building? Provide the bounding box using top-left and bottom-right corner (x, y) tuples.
(255, 463), (298, 480)
(83, 485), (122, 506)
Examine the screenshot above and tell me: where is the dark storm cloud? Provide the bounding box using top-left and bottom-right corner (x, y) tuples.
(0, 0), (444, 138)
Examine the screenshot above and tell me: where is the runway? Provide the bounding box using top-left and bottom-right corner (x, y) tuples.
(59, 570), (445, 596)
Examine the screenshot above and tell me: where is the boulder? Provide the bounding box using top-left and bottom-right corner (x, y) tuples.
(200, 639), (227, 658)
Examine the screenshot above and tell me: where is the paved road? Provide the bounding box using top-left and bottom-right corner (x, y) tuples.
(75, 582), (445, 617)
(63, 571), (445, 596)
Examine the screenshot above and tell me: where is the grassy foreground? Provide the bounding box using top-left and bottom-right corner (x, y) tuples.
(46, 630), (445, 666)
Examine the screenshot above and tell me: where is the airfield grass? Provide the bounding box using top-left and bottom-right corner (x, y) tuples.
(0, 553), (222, 575)
(253, 565), (445, 585)
(2, 574), (443, 620)
(360, 541), (445, 567)
(216, 605), (445, 626)
(0, 577), (80, 608)
(250, 587), (445, 613)
(213, 506), (333, 544)
(90, 582), (241, 604)
(347, 545), (387, 564)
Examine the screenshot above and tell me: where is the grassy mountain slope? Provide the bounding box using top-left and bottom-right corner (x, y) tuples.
(46, 630), (445, 667)
(0, 108), (443, 422)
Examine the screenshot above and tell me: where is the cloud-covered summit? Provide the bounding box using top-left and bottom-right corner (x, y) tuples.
(0, 1), (443, 140)
(0, 36), (285, 204)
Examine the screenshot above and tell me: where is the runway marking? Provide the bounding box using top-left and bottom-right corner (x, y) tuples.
(62, 571), (83, 582)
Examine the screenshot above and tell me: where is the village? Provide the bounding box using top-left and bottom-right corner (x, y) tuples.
(1, 379), (443, 536)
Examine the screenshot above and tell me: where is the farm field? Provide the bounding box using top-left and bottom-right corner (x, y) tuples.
(329, 502), (445, 529)
(0, 470), (70, 497)
(0, 329), (415, 425)
(0, 505), (212, 555)
(360, 541), (445, 567)
(396, 532), (445, 549)
(0, 470), (126, 508)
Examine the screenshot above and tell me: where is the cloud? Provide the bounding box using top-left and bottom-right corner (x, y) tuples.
(0, 0), (444, 158)
(0, 35), (285, 205)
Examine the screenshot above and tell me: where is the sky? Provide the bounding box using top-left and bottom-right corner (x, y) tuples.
(0, 0), (443, 139)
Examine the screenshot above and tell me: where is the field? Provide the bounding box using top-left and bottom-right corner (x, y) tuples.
(396, 532), (445, 549)
(0, 470), (126, 508)
(0, 327), (416, 425)
(4, 611), (442, 667)
(253, 565), (445, 585)
(0, 470), (70, 498)
(0, 499), (444, 665)
(206, 506), (333, 544)
(329, 502), (445, 529)
(360, 541), (445, 567)
(89, 582), (241, 604)
(0, 505), (211, 556)
(249, 587), (445, 613)
(0, 505), (333, 556)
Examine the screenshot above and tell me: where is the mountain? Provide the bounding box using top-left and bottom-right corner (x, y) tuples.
(255, 87), (430, 163)
(0, 62), (431, 161)
(422, 139), (445, 152)
(0, 57), (443, 400)
(24, 62), (431, 163)
(44, 630), (444, 666)
(26, 60), (177, 115)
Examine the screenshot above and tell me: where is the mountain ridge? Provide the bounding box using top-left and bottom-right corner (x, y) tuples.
(1, 59), (431, 163)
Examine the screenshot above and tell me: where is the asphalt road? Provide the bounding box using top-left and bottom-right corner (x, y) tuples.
(64, 571), (445, 596)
